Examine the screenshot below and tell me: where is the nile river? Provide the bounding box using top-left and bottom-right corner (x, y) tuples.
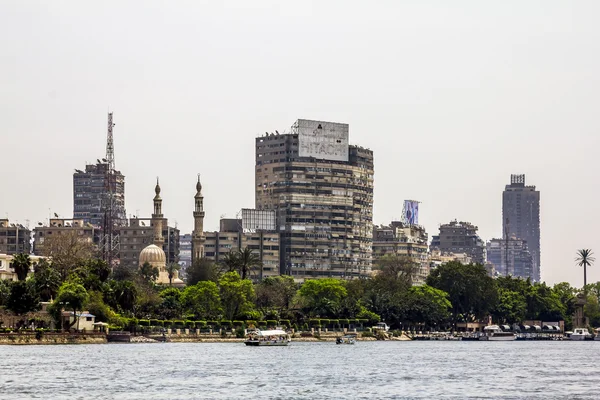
(1, 341), (598, 399)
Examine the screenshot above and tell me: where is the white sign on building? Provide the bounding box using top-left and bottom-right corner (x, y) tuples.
(294, 119), (349, 162)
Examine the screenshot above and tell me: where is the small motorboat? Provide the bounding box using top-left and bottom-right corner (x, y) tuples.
(244, 329), (291, 346)
(570, 328), (592, 341)
(479, 325), (516, 341)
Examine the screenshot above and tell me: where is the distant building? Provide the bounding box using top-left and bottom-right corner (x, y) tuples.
(204, 214), (280, 280)
(179, 234), (192, 268)
(502, 174), (540, 281)
(73, 161), (126, 228)
(428, 249), (473, 270)
(487, 236), (534, 280)
(33, 218), (99, 256)
(0, 253), (46, 281)
(430, 220), (486, 265)
(372, 221), (429, 285)
(0, 219), (31, 255)
(117, 218), (179, 269)
(255, 119), (374, 281)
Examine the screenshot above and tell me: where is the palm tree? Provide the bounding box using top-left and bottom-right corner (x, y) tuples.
(237, 247), (263, 280)
(11, 253), (32, 281)
(576, 249), (595, 289)
(166, 263), (181, 286)
(220, 251), (240, 273)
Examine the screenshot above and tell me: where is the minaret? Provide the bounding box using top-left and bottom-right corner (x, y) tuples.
(192, 174), (206, 263)
(152, 177), (164, 248)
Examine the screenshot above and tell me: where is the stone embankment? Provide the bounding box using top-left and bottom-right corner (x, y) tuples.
(0, 333), (107, 345)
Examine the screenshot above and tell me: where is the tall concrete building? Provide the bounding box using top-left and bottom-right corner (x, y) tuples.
(255, 119), (374, 280)
(179, 234), (192, 268)
(372, 221), (429, 285)
(430, 220), (486, 265)
(204, 215), (280, 280)
(0, 219), (31, 255)
(502, 174), (540, 281)
(487, 237), (534, 279)
(73, 161), (126, 228)
(33, 218), (100, 256)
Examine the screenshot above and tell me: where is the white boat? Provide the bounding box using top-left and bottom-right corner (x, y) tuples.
(570, 328), (592, 341)
(336, 334), (357, 344)
(244, 329), (291, 346)
(479, 325), (516, 341)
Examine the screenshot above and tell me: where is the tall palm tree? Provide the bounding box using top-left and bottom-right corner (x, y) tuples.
(237, 247), (263, 280)
(166, 263), (181, 286)
(576, 249), (595, 289)
(220, 251), (240, 273)
(11, 253), (32, 281)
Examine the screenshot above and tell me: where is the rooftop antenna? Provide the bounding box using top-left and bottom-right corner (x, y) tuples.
(101, 112), (120, 267)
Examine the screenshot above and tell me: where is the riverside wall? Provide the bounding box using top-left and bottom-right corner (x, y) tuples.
(0, 333), (107, 345)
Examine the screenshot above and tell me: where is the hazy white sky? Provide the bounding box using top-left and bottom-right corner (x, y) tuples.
(1, 1), (599, 286)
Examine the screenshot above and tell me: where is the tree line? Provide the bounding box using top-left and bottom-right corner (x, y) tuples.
(2, 250), (597, 332)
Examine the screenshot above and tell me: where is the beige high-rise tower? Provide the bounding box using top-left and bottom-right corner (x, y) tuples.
(152, 178), (164, 248)
(192, 175), (206, 263)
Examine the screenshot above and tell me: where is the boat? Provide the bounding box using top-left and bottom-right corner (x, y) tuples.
(336, 334), (357, 344)
(570, 328), (592, 341)
(244, 329), (291, 346)
(478, 325), (516, 341)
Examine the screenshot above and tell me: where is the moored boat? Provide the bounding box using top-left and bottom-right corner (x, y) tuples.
(570, 328), (592, 341)
(244, 329), (291, 346)
(479, 325), (516, 341)
(336, 334), (357, 344)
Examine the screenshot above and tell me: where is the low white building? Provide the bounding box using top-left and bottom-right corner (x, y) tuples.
(0, 253), (46, 281)
(61, 311), (96, 332)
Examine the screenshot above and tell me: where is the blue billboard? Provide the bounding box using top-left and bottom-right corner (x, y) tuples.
(404, 200), (419, 225)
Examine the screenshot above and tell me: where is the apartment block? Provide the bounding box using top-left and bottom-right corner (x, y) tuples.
(0, 219), (31, 255)
(430, 220), (486, 265)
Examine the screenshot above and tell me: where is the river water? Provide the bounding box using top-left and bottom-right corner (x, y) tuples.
(1, 341), (598, 399)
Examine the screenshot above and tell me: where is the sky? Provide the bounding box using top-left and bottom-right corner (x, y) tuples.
(1, 1), (599, 286)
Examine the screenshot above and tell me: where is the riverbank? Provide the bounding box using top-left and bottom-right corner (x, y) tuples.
(0, 332), (107, 345)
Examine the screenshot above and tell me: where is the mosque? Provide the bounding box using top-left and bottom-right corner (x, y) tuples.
(137, 177), (205, 287)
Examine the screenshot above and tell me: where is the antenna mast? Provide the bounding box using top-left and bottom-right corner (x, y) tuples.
(102, 112), (120, 267)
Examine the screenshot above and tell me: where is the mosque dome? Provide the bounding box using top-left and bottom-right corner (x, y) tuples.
(139, 244), (166, 266)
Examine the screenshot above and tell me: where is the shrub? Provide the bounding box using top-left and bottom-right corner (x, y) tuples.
(150, 319), (162, 327)
(279, 319), (291, 328)
(139, 319), (150, 327)
(362, 330), (374, 338)
(235, 326), (246, 338)
(220, 320), (232, 328)
(258, 321), (267, 327)
(266, 320), (277, 327)
(340, 319), (350, 326)
(163, 320), (174, 328)
(245, 320), (257, 328)
(320, 319), (330, 327)
(184, 320), (195, 329)
(195, 321), (207, 328)
(232, 320), (245, 327)
(309, 319), (321, 327)
(207, 320), (220, 328)
(173, 320), (185, 328)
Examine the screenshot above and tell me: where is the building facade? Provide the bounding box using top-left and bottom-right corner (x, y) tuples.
(179, 234), (192, 268)
(372, 221), (429, 285)
(73, 161), (126, 228)
(255, 119), (374, 281)
(33, 218), (99, 256)
(0, 219), (31, 255)
(430, 220), (486, 265)
(487, 237), (534, 280)
(204, 217), (280, 280)
(502, 174), (540, 281)
(0, 253), (45, 281)
(117, 218), (179, 269)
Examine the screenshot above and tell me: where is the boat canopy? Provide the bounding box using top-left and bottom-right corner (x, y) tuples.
(484, 325), (500, 331)
(255, 329), (287, 336)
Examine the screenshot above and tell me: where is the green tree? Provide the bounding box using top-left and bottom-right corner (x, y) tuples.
(32, 259), (62, 301)
(165, 263), (181, 286)
(41, 230), (96, 280)
(298, 278), (347, 317)
(219, 272), (255, 320)
(6, 280), (39, 315)
(525, 283), (566, 321)
(106, 280), (137, 313)
(0, 279), (11, 306)
(553, 282), (577, 330)
(186, 258), (220, 285)
(426, 262), (497, 323)
(139, 261), (159, 282)
(182, 281), (222, 320)
(236, 247), (263, 280)
(255, 275), (297, 315)
(157, 287), (182, 320)
(491, 289), (527, 324)
(11, 253), (32, 281)
(54, 282), (89, 330)
(406, 285), (451, 327)
(576, 249), (595, 289)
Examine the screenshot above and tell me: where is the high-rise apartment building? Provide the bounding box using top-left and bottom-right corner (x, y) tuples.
(255, 119), (374, 280)
(0, 219), (31, 255)
(502, 174), (540, 281)
(430, 220), (486, 265)
(487, 236), (534, 279)
(73, 161), (126, 228)
(372, 221), (429, 285)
